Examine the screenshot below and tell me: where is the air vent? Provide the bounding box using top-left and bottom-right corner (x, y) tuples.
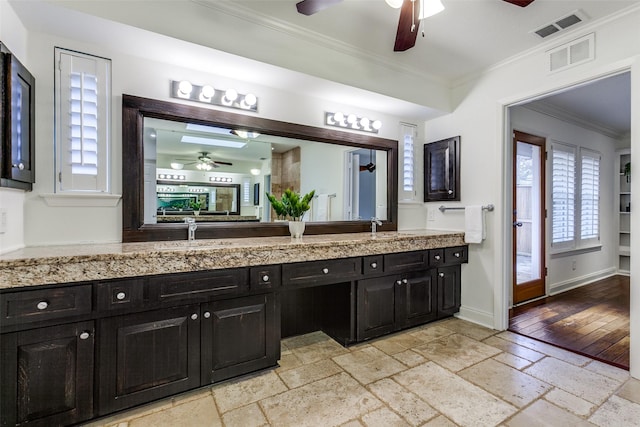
(533, 10), (586, 38)
(547, 33), (595, 73)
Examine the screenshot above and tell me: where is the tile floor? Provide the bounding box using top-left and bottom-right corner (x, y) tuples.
(86, 318), (640, 427)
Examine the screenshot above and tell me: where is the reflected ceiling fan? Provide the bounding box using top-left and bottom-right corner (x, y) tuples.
(296, 0), (535, 52)
(176, 152), (233, 171)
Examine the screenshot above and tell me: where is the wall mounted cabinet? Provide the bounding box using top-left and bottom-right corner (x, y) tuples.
(0, 42), (35, 191)
(424, 136), (460, 202)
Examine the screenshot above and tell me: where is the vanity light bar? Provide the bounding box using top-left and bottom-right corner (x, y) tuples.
(158, 173), (186, 180)
(210, 176), (233, 183)
(170, 80), (258, 112)
(325, 112), (382, 134)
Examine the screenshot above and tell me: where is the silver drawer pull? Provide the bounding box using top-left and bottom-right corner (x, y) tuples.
(116, 292), (126, 300)
(36, 301), (48, 310)
(322, 268), (329, 274)
(396, 280), (402, 285)
(434, 255), (441, 260)
(191, 313), (198, 320)
(203, 311), (211, 319)
(262, 275), (270, 282)
(13, 162), (25, 170)
(454, 252), (461, 258)
(439, 272), (445, 278)
(79, 331), (90, 340)
(402, 279), (408, 284)
(370, 262), (378, 269)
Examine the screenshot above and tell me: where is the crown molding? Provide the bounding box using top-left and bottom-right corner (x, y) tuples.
(190, 0), (447, 87)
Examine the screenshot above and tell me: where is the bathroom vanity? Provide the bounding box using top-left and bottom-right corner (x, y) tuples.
(0, 231), (466, 426)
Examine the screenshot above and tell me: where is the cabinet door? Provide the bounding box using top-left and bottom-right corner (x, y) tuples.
(202, 294), (279, 383)
(437, 265), (461, 318)
(97, 305), (200, 415)
(400, 270), (437, 329)
(1, 321), (94, 427)
(424, 136), (460, 202)
(356, 276), (397, 341)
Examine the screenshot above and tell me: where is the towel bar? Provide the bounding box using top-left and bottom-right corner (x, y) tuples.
(439, 204), (494, 213)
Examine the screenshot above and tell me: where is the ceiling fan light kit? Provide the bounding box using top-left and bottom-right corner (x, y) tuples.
(170, 80), (258, 112)
(325, 112), (382, 133)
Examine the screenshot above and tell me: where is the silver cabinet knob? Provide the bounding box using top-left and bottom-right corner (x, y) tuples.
(439, 272), (445, 278)
(36, 301), (48, 310)
(322, 268), (329, 274)
(116, 292), (126, 300)
(12, 162), (25, 170)
(262, 275), (270, 282)
(434, 255), (441, 260)
(402, 279), (408, 284)
(79, 331), (90, 340)
(371, 262), (378, 269)
(448, 189), (453, 195)
(203, 311), (211, 319)
(454, 252), (461, 258)
(191, 313), (198, 320)
(396, 280), (402, 285)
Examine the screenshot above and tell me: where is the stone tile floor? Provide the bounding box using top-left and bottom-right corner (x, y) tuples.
(86, 318), (640, 427)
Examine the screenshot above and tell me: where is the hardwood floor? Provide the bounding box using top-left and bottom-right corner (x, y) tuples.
(509, 275), (630, 370)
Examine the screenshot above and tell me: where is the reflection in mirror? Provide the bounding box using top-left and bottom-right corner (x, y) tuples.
(143, 117), (388, 225)
(122, 94), (398, 242)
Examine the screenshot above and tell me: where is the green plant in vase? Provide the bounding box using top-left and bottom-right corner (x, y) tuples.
(266, 188), (316, 237)
(189, 200), (203, 215)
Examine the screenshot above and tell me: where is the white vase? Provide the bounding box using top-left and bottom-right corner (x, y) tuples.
(288, 220), (305, 238)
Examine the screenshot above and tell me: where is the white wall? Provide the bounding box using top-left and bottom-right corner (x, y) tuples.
(424, 8), (640, 378)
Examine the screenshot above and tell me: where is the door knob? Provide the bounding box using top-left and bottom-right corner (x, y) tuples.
(513, 222), (523, 227)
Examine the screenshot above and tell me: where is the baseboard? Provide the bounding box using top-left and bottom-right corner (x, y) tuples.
(549, 267), (618, 295)
(456, 305), (495, 330)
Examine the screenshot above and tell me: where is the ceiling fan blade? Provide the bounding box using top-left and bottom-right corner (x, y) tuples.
(502, 0), (535, 7)
(296, 0), (342, 16)
(394, 0), (420, 52)
(213, 161), (233, 166)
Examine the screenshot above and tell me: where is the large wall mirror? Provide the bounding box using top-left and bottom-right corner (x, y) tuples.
(122, 95), (398, 242)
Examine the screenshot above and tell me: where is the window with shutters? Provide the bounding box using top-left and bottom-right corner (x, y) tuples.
(399, 123), (417, 201)
(55, 48), (111, 193)
(551, 141), (600, 252)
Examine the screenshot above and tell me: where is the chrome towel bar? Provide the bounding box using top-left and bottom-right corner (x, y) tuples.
(439, 204), (494, 213)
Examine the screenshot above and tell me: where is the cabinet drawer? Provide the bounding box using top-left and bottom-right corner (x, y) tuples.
(283, 258), (361, 287)
(148, 268), (248, 303)
(444, 246), (468, 265)
(363, 255), (383, 275)
(428, 249), (445, 267)
(1, 285), (92, 328)
(250, 266), (281, 290)
(384, 251), (429, 273)
(96, 278), (145, 311)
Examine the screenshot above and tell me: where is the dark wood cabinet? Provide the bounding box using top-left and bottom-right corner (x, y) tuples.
(0, 321), (95, 427)
(424, 136), (460, 202)
(97, 305), (201, 415)
(202, 293), (279, 383)
(436, 265), (462, 318)
(357, 270), (436, 341)
(0, 42), (35, 191)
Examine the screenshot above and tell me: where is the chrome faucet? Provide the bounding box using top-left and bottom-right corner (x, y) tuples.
(184, 218), (197, 241)
(371, 217), (382, 235)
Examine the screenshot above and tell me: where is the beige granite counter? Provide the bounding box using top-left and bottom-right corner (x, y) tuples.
(0, 230), (465, 289)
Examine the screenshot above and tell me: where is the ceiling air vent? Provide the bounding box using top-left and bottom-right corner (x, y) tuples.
(533, 10), (586, 39)
(547, 33), (595, 73)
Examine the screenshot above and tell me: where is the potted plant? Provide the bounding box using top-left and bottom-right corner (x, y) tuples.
(189, 200), (203, 216)
(266, 188), (315, 237)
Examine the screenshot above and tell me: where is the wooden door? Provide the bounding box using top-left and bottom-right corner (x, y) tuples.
(512, 131), (546, 304)
(402, 270), (437, 328)
(437, 265), (462, 318)
(0, 321), (94, 427)
(97, 305), (200, 415)
(424, 136), (460, 202)
(202, 294), (279, 383)
(356, 276), (397, 341)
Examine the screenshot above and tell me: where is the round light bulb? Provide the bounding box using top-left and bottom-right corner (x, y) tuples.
(347, 114), (357, 124)
(360, 117), (370, 128)
(244, 93), (257, 107)
(178, 80), (193, 96)
(224, 88), (238, 102)
(333, 112), (344, 122)
(200, 85), (215, 100)
(385, 0), (403, 8)
(372, 120), (383, 130)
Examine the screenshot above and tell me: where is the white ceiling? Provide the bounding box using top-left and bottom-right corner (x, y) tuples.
(10, 0), (635, 132)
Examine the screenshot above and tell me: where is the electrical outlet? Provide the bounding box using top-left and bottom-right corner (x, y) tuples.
(571, 260), (576, 271)
(0, 209), (6, 235)
(427, 207), (436, 221)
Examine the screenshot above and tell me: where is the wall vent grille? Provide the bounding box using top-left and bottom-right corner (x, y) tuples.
(547, 33), (595, 73)
(533, 10), (586, 38)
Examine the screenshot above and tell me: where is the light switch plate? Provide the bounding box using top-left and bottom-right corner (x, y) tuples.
(427, 207), (436, 222)
(0, 208), (6, 234)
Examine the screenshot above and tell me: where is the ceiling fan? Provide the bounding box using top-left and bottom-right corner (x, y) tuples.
(296, 0), (535, 52)
(176, 152), (233, 170)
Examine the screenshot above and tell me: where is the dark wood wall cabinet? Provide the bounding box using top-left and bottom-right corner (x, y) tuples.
(0, 246), (467, 426)
(424, 136), (460, 202)
(0, 42), (35, 191)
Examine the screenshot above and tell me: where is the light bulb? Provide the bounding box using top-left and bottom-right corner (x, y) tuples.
(385, 0), (403, 8)
(178, 80), (192, 97)
(372, 120), (382, 130)
(224, 88), (238, 102)
(333, 112), (344, 123)
(419, 0), (444, 19)
(199, 85), (215, 101)
(243, 93), (257, 107)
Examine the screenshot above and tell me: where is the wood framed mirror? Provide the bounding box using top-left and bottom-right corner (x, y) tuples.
(122, 94), (398, 242)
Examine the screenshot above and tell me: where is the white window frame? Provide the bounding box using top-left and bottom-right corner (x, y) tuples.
(579, 148), (600, 245)
(550, 141), (600, 253)
(55, 48), (111, 194)
(398, 123), (417, 202)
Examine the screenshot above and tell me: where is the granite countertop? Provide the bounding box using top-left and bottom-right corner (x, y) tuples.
(0, 230), (465, 289)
